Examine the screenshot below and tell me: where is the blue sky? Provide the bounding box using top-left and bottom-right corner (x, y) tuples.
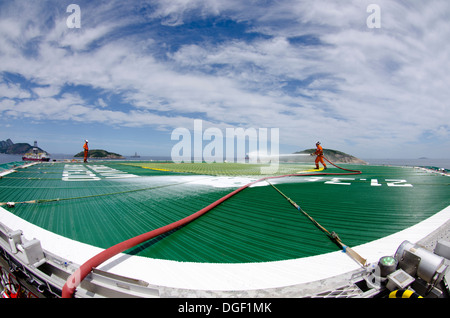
(0, 0), (449, 158)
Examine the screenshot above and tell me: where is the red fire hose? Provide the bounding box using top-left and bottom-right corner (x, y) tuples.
(62, 158), (361, 298)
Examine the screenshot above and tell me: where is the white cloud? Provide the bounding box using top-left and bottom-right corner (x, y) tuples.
(0, 0), (449, 158)
(32, 85), (61, 98)
(0, 82), (31, 99)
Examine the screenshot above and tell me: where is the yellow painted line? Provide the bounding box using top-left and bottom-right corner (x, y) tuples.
(119, 163), (174, 172)
(141, 167), (173, 172)
(296, 168), (323, 173)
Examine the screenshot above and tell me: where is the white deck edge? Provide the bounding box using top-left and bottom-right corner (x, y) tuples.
(0, 204), (449, 291)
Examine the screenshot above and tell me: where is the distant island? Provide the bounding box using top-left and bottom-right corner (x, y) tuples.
(294, 148), (367, 164)
(0, 138), (48, 155)
(74, 149), (125, 159)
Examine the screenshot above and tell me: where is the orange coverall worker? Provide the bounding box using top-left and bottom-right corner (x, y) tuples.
(313, 143), (327, 169)
(83, 141), (89, 163)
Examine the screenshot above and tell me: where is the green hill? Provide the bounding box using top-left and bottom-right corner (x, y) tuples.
(294, 148), (367, 164)
(0, 139), (48, 155)
(74, 149), (124, 159)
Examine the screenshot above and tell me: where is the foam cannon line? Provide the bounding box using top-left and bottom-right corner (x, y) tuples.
(266, 180), (367, 267)
(247, 152), (311, 161)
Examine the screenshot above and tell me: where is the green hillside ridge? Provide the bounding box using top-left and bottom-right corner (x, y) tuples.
(295, 148), (367, 164)
(0, 139), (48, 155)
(74, 149), (124, 159)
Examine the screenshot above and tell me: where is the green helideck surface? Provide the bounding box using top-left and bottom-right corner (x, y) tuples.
(0, 161), (448, 263)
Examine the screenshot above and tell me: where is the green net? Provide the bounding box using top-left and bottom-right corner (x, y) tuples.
(0, 161), (448, 263)
(121, 161), (317, 176)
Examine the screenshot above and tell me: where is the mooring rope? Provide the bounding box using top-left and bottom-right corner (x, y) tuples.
(266, 179), (366, 267)
(0, 178), (213, 207)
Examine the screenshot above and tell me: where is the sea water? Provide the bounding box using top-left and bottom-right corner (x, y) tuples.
(1, 153), (449, 170)
(364, 158), (450, 170)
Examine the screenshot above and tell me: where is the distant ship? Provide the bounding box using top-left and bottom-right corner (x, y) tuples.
(130, 152), (140, 158)
(22, 141), (50, 162)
